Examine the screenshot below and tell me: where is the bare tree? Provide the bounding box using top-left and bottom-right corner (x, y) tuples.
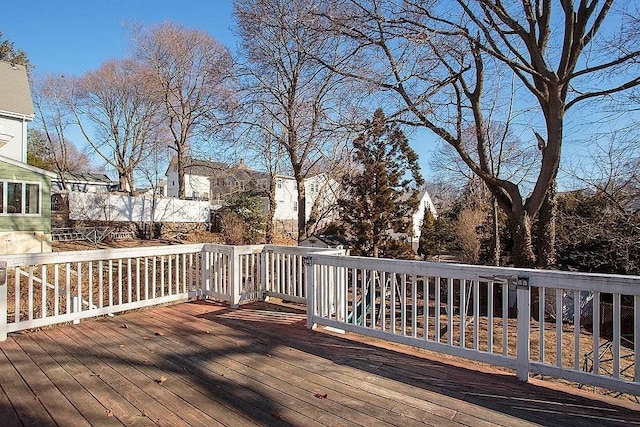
(316, 0), (640, 267)
(72, 58), (163, 194)
(234, 0), (354, 242)
(130, 21), (235, 200)
(31, 74), (88, 188)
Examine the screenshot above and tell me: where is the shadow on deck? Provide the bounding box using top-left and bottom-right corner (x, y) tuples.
(0, 300), (638, 426)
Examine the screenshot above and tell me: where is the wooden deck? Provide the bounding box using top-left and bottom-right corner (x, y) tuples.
(0, 301), (638, 427)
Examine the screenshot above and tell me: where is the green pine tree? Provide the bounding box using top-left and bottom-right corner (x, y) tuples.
(417, 207), (438, 260)
(0, 32), (30, 70)
(339, 109), (424, 258)
(221, 187), (266, 244)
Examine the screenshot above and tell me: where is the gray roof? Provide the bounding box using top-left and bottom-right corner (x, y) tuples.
(166, 156), (228, 176)
(0, 61), (34, 118)
(55, 172), (117, 185)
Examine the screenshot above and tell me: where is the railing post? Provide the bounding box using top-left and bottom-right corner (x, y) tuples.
(230, 247), (241, 308)
(516, 276), (530, 381)
(261, 249), (270, 301)
(0, 261), (7, 341)
(203, 247), (210, 294)
(304, 256), (316, 329)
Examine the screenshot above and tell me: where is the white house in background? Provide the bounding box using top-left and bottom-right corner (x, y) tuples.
(165, 156), (338, 223)
(165, 157), (227, 201)
(273, 174), (338, 224)
(407, 189), (438, 251)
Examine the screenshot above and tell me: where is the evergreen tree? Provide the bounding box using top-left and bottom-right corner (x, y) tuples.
(220, 187), (266, 244)
(417, 208), (438, 260)
(0, 32), (30, 69)
(339, 109), (423, 258)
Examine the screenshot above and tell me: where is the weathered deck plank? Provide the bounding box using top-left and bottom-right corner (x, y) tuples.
(144, 307), (406, 427)
(35, 327), (197, 427)
(0, 300), (638, 427)
(152, 304), (465, 427)
(98, 310), (357, 427)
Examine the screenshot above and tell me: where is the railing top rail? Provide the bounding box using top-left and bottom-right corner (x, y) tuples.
(309, 254), (640, 295)
(0, 243), (206, 267)
(264, 244), (346, 256)
(202, 243), (266, 255)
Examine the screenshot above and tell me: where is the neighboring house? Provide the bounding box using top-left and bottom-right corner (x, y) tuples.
(0, 60), (55, 254)
(52, 172), (119, 194)
(0, 62), (31, 162)
(165, 157), (227, 201)
(51, 172), (119, 212)
(273, 174), (338, 224)
(407, 189), (438, 251)
(165, 156), (338, 224)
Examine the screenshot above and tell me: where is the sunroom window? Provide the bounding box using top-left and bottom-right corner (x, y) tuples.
(1, 181), (41, 215)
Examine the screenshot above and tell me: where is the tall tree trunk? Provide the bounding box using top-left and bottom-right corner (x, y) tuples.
(491, 196), (501, 266)
(293, 167), (307, 243)
(510, 212), (536, 267)
(265, 174), (277, 244)
(536, 180), (557, 269)
(177, 147), (186, 200)
(118, 174), (128, 194)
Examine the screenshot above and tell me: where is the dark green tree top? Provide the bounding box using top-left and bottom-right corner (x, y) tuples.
(0, 32), (31, 70)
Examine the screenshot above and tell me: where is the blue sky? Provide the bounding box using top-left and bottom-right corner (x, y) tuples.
(2, 1), (237, 76)
(2, 2), (442, 181)
(4, 2), (632, 190)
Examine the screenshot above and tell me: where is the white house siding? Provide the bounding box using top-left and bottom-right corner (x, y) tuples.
(272, 175), (337, 223)
(274, 176), (299, 220)
(166, 171), (210, 200)
(0, 116), (28, 162)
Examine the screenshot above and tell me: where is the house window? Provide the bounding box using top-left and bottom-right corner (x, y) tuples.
(293, 201), (298, 211)
(7, 182), (22, 213)
(277, 179), (282, 189)
(1, 181), (41, 215)
(26, 184), (40, 214)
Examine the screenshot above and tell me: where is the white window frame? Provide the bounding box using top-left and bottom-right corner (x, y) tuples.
(0, 179), (42, 217)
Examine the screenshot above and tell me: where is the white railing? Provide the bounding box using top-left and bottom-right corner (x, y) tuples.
(2, 243), (637, 397)
(262, 245), (345, 303)
(0, 244), (206, 338)
(304, 254), (640, 396)
(0, 244), (344, 339)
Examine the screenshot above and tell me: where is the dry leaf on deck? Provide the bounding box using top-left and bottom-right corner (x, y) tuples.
(156, 375), (167, 384)
(314, 393), (328, 399)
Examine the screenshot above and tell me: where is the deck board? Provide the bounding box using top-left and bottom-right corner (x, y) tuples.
(0, 300), (638, 426)
(146, 308), (410, 427)
(151, 304), (463, 427)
